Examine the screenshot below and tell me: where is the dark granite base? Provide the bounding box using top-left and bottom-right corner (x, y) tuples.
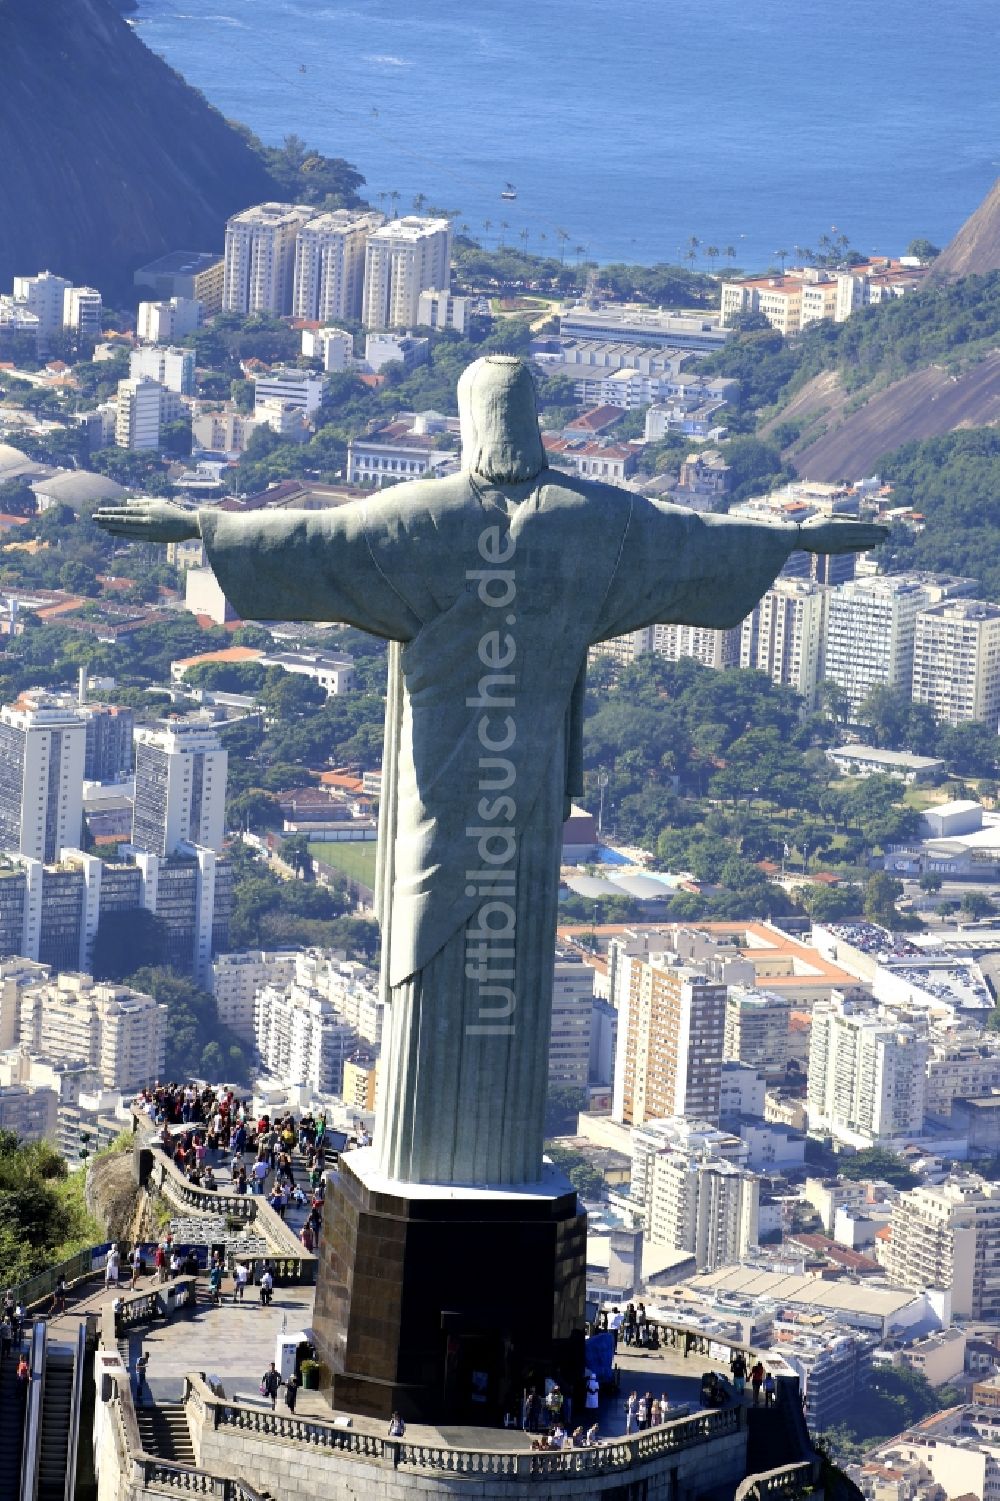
(312, 1150), (587, 1425)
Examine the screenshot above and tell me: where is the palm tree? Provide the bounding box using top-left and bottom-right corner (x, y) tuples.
(519, 228), (530, 255)
(687, 235), (700, 265)
(775, 249), (789, 272)
(499, 220), (509, 248)
(388, 190), (400, 218)
(705, 244), (720, 271)
(412, 192), (427, 213)
(725, 245), (736, 265)
(377, 191), (387, 214)
(556, 228), (570, 264)
(482, 219), (492, 247)
(574, 244), (586, 264)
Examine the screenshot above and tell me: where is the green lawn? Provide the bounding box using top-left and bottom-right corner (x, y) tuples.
(308, 840), (378, 889)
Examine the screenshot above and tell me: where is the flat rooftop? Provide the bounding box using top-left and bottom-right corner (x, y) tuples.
(687, 1266), (920, 1321)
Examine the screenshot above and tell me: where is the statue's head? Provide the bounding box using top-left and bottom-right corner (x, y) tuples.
(457, 356), (546, 485)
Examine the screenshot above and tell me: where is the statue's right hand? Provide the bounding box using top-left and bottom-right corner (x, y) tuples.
(93, 499), (201, 544)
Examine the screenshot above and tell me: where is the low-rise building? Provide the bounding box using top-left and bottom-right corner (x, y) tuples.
(347, 410), (459, 487)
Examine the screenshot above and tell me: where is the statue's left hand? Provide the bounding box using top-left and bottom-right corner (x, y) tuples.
(795, 518), (889, 555)
(93, 499), (201, 544)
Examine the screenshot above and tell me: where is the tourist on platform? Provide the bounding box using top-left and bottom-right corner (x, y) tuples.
(234, 1263), (249, 1302)
(104, 1244), (120, 1287)
(522, 1387), (542, 1433)
(16, 1354), (30, 1401)
(650, 1397), (662, 1426)
(624, 1391), (638, 1434)
(284, 1374), (299, 1413)
(750, 1361), (765, 1406)
(545, 1384), (564, 1426)
(731, 1351), (747, 1398)
(134, 1351), (149, 1402)
(260, 1363), (282, 1409)
(388, 1411), (405, 1438)
(586, 1423), (600, 1445)
(51, 1274), (68, 1316)
(608, 1306), (624, 1348)
(763, 1371), (776, 1408)
(259, 1267), (274, 1307)
(585, 1370), (599, 1415)
(129, 1246), (143, 1290)
(571, 1426), (587, 1447)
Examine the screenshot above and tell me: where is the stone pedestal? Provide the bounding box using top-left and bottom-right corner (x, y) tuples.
(312, 1147), (587, 1424)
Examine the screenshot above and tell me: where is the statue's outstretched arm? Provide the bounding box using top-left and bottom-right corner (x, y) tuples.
(792, 516), (888, 555)
(94, 499), (200, 543)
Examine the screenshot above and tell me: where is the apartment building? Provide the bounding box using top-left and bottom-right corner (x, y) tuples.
(630, 1119), (757, 1270)
(549, 951), (595, 1090)
(0, 702), (86, 862)
(136, 297), (202, 343)
(301, 326), (354, 372)
(824, 575), (932, 715)
(252, 368), (325, 418)
(740, 576), (828, 707)
(115, 376), (181, 451)
(134, 251), (224, 313)
(292, 208), (383, 323)
(721, 260), (926, 333)
(63, 286), (103, 336)
(912, 599), (1000, 727)
(612, 951), (727, 1127)
(880, 1176), (1000, 1319)
(10, 272), (72, 335)
(129, 345), (196, 396)
(807, 992), (929, 1149)
(132, 721), (228, 857)
(18, 973), (166, 1093)
(254, 978), (363, 1095)
(223, 202), (314, 315)
(212, 949), (300, 1043)
(361, 216), (452, 330)
(651, 622), (741, 671)
(723, 988), (793, 1081)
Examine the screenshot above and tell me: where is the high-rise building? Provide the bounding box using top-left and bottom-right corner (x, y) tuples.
(129, 345), (196, 395)
(0, 703), (86, 862)
(651, 622), (741, 671)
(136, 297), (201, 343)
(115, 376), (178, 451)
(18, 972), (166, 1093)
(223, 202), (314, 315)
(630, 1118), (757, 1269)
(879, 1176), (1000, 1319)
(361, 217), (452, 330)
(823, 575), (931, 715)
(254, 977), (363, 1095)
(912, 599), (1000, 727)
(806, 991), (928, 1148)
(723, 988), (793, 1081)
(132, 721), (227, 857)
(292, 209), (383, 323)
(11, 272), (72, 335)
(80, 703), (135, 783)
(612, 951), (727, 1127)
(548, 951), (595, 1090)
(740, 577), (828, 707)
(62, 286), (103, 336)
(212, 949), (300, 1043)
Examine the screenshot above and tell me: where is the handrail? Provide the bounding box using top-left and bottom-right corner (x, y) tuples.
(21, 1318), (47, 1501)
(148, 1142), (318, 1280)
(183, 1373), (743, 1478)
(735, 1460), (818, 1501)
(64, 1317), (86, 1501)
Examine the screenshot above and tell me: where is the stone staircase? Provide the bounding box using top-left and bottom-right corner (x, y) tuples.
(135, 1402), (196, 1466)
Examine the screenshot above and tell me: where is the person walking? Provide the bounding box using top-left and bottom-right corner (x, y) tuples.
(233, 1263), (249, 1302)
(260, 1362), (282, 1410)
(259, 1268), (273, 1307)
(15, 1354), (30, 1403)
(130, 1246), (143, 1290)
(763, 1371), (776, 1408)
(750, 1361), (765, 1407)
(135, 1351), (149, 1403)
(284, 1374), (299, 1413)
(585, 1370), (599, 1416)
(731, 1351), (747, 1399)
(388, 1411), (405, 1438)
(104, 1245), (120, 1288)
(51, 1274), (67, 1317)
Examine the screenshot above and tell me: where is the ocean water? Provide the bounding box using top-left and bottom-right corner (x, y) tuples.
(133, 0), (1000, 269)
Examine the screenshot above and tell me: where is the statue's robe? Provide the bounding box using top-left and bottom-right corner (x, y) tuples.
(200, 472), (792, 1185)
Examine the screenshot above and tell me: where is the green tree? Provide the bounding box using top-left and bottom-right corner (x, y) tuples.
(962, 889), (995, 920)
(836, 1147), (918, 1188)
(91, 908), (166, 981)
(864, 870), (904, 925)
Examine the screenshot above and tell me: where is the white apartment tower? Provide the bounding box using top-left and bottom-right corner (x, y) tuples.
(880, 1176), (1000, 1319)
(807, 992), (929, 1149)
(362, 217), (452, 330)
(115, 376), (166, 451)
(912, 599), (1000, 727)
(18, 973), (165, 1093)
(11, 272), (71, 336)
(292, 209), (384, 323)
(132, 722), (228, 857)
(63, 286), (103, 336)
(652, 623), (741, 671)
(740, 577), (828, 707)
(0, 703), (86, 862)
(648, 1153), (759, 1270)
(549, 952), (595, 1090)
(823, 575), (931, 715)
(223, 202), (314, 316)
(129, 345), (196, 395)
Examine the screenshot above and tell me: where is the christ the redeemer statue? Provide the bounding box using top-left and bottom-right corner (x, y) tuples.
(96, 356), (884, 1189)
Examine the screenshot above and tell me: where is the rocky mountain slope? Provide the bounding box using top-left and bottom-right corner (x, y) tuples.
(930, 178), (1000, 281)
(0, 0), (277, 294)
